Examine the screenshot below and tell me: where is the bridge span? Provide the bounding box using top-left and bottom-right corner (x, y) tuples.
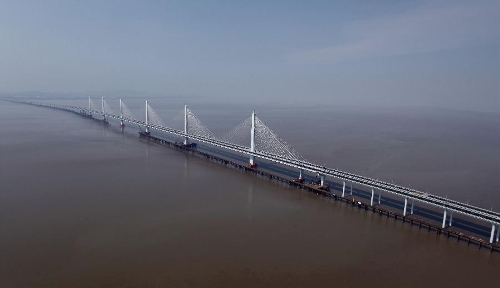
(5, 98), (500, 247)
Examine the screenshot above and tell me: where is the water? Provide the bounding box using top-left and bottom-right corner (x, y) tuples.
(0, 99), (499, 287)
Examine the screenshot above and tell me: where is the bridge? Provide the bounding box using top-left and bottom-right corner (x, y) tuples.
(5, 97), (500, 246)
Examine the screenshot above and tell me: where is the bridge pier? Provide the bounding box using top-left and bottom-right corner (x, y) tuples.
(378, 191), (381, 204)
(370, 188), (374, 206)
(490, 223), (496, 243)
(320, 175), (325, 186)
(342, 181), (345, 197)
(403, 198), (408, 216)
(299, 169), (304, 180)
(442, 209), (447, 229)
(350, 182), (353, 196)
(496, 224), (499, 242)
(410, 199), (414, 214)
(449, 211), (453, 226)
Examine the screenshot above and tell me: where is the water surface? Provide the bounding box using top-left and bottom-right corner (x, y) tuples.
(1, 99), (499, 287)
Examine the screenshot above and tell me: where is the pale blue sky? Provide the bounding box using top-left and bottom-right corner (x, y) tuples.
(0, 0), (498, 111)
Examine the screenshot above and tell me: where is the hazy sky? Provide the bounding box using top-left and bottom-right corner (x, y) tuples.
(1, 0), (498, 111)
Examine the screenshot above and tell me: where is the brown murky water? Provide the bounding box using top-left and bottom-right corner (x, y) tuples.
(1, 99), (499, 287)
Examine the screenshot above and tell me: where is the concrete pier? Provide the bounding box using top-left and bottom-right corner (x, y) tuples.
(403, 198), (408, 216)
(370, 188), (374, 206)
(490, 224), (496, 243)
(442, 210), (447, 229)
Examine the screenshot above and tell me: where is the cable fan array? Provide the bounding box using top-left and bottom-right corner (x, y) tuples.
(85, 99), (305, 161)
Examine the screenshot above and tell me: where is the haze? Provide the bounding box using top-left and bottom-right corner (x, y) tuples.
(0, 0), (498, 111)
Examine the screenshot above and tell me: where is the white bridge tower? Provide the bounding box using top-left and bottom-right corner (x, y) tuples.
(88, 96), (92, 117)
(184, 104), (188, 145)
(145, 100), (149, 133)
(119, 99), (124, 127)
(248, 110), (257, 168)
(101, 97), (106, 121)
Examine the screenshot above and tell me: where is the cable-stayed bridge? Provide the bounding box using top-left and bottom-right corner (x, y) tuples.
(5, 97), (500, 245)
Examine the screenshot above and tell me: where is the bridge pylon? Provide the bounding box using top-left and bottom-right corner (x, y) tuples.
(88, 96), (92, 117)
(184, 104), (188, 145)
(145, 100), (150, 133)
(101, 97), (106, 122)
(119, 99), (124, 127)
(248, 110), (257, 168)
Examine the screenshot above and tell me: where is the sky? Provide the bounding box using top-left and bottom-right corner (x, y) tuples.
(0, 0), (498, 111)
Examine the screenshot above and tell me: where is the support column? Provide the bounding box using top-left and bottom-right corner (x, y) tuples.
(249, 111), (256, 166)
(378, 191), (381, 204)
(342, 181), (345, 197)
(184, 104), (188, 145)
(101, 97), (106, 121)
(442, 209), (447, 229)
(299, 169), (303, 180)
(350, 182), (353, 196)
(145, 101), (149, 133)
(449, 211), (453, 227)
(410, 199), (414, 214)
(496, 224), (499, 242)
(119, 99), (124, 126)
(403, 198), (408, 216)
(370, 188), (374, 206)
(490, 223), (496, 244)
(320, 175), (325, 186)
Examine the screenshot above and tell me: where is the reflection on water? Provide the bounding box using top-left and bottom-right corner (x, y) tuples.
(247, 185), (254, 222)
(0, 100), (499, 287)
